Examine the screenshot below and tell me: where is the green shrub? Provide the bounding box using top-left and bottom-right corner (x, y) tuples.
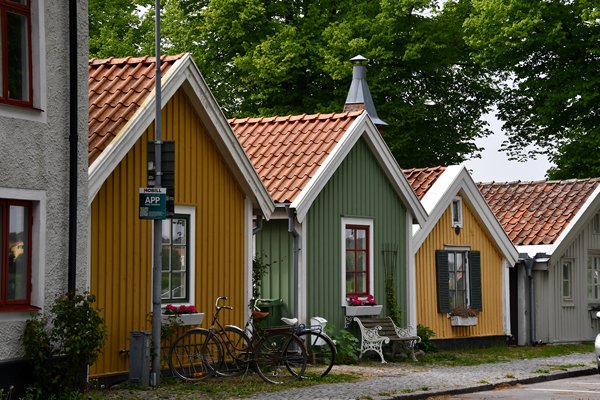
(417, 324), (437, 353)
(327, 325), (360, 364)
(21, 292), (108, 398)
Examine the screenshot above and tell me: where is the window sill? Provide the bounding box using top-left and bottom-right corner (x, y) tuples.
(344, 305), (383, 316)
(161, 312), (204, 326)
(0, 305), (41, 313)
(450, 316), (478, 326)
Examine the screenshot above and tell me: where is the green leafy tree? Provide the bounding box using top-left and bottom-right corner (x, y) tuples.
(90, 0), (499, 167)
(465, 0), (600, 178)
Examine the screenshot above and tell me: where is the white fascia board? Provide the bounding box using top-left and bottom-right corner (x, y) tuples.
(88, 54), (275, 219)
(413, 165), (519, 265)
(551, 184), (600, 258)
(291, 113), (427, 225)
(517, 244), (553, 258)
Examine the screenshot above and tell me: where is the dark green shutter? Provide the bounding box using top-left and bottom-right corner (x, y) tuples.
(469, 251), (482, 311)
(436, 250), (450, 313)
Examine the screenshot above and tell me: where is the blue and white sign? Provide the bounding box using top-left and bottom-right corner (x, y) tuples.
(139, 187), (167, 220)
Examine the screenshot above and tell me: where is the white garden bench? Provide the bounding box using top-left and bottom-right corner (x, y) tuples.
(353, 316), (421, 363)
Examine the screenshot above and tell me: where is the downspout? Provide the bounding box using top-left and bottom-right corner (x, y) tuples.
(253, 215), (263, 235)
(67, 0), (78, 294)
(523, 257), (536, 345)
(286, 206), (300, 318)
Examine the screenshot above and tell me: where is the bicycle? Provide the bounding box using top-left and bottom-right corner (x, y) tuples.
(281, 316), (336, 379)
(168, 296), (308, 384)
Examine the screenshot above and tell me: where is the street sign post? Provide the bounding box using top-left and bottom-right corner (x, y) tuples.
(139, 187), (167, 220)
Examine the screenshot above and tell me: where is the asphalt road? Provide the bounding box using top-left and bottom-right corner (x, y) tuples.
(440, 374), (600, 399)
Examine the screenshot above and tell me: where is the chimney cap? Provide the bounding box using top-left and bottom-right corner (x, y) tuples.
(350, 55), (368, 63)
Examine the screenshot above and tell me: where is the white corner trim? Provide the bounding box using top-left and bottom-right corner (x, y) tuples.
(406, 209), (417, 335)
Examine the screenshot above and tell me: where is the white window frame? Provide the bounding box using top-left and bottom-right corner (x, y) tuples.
(0, 187), (46, 322)
(0, 0), (46, 121)
(561, 258), (574, 304)
(340, 217), (374, 306)
(588, 253), (600, 302)
(158, 205), (196, 310)
(451, 197), (463, 228)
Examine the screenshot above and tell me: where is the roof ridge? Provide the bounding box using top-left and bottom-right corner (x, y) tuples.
(229, 111), (362, 125)
(480, 177), (600, 186)
(89, 53), (186, 67)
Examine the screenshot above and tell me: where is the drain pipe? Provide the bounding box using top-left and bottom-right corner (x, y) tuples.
(67, 0), (78, 294)
(253, 215), (263, 235)
(523, 257), (535, 345)
(286, 206), (300, 318)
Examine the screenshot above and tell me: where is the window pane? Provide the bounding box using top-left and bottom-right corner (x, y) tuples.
(173, 246), (186, 271)
(171, 272), (186, 299)
(172, 219), (186, 244)
(345, 229), (354, 249)
(448, 252), (455, 272)
(456, 253), (463, 272)
(7, 12), (29, 101)
(8, 205), (28, 300)
(161, 245), (170, 271)
(356, 272), (366, 294)
(357, 251), (366, 272)
(456, 271), (465, 290)
(356, 229), (366, 250)
(0, 18), (3, 97)
(161, 272), (170, 299)
(345, 252), (355, 271)
(345, 272), (354, 293)
(161, 219), (171, 244)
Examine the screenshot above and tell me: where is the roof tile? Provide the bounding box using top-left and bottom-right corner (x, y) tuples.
(230, 112), (362, 203)
(402, 166), (447, 199)
(479, 179), (600, 246)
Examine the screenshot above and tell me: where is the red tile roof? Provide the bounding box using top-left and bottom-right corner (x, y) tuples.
(230, 112), (362, 203)
(88, 54), (185, 165)
(479, 179), (600, 246)
(403, 166), (447, 200)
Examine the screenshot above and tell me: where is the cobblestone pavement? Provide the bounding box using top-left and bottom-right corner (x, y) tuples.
(246, 352), (598, 400)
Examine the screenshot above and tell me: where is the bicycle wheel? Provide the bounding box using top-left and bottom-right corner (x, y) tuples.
(215, 326), (251, 377)
(297, 330), (336, 378)
(254, 331), (307, 384)
(168, 328), (221, 381)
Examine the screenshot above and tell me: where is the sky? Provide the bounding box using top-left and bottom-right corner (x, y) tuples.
(463, 113), (553, 183)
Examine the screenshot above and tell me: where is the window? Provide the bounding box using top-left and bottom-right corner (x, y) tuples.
(0, 198), (32, 308)
(451, 197), (463, 228)
(593, 214), (600, 234)
(161, 214), (190, 303)
(0, 0), (32, 106)
(436, 249), (482, 313)
(562, 259), (573, 301)
(588, 254), (600, 301)
(341, 217), (374, 303)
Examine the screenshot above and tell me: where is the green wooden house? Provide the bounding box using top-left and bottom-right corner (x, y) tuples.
(231, 111), (426, 332)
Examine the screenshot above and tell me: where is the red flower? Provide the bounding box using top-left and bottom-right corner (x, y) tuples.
(164, 304), (198, 315)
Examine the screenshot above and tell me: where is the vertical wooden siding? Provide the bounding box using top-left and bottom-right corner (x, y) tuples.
(254, 219), (294, 316)
(306, 138), (407, 331)
(90, 90), (246, 377)
(544, 217), (600, 343)
(416, 200), (505, 340)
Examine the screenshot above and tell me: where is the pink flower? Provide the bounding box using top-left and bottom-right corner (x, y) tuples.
(164, 304), (198, 315)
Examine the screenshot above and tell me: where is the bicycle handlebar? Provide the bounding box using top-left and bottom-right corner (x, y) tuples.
(215, 296), (234, 311)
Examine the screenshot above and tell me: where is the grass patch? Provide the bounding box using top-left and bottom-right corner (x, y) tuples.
(418, 342), (593, 367)
(91, 373), (357, 399)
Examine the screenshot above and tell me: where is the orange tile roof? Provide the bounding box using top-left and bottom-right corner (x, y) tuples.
(403, 166), (447, 200)
(230, 112), (362, 203)
(478, 179), (600, 246)
(88, 54), (185, 165)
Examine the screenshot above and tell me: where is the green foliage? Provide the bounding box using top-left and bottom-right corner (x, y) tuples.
(465, 0), (600, 178)
(21, 292), (108, 398)
(327, 325), (360, 365)
(89, 0), (498, 169)
(252, 253), (274, 299)
(416, 324), (437, 353)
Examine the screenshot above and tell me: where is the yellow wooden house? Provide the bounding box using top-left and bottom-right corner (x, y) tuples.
(404, 165), (518, 348)
(87, 54), (274, 378)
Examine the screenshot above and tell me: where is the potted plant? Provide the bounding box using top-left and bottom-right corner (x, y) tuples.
(161, 304), (204, 326)
(449, 306), (479, 326)
(344, 294), (383, 316)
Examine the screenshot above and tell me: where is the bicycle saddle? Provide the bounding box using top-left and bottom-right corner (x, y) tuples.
(281, 317), (298, 326)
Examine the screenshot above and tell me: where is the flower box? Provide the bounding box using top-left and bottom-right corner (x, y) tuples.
(161, 312), (204, 326)
(345, 305), (383, 316)
(450, 315), (477, 326)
